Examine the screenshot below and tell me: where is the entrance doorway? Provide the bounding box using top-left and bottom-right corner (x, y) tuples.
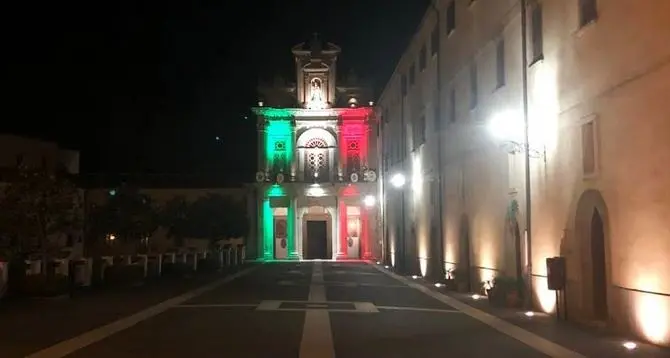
(513, 222), (523, 281)
(305, 220), (328, 259)
(591, 209), (608, 320)
(574, 189), (610, 322)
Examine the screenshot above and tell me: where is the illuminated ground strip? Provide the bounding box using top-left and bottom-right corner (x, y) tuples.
(328, 270), (380, 276)
(276, 280), (408, 288)
(257, 300), (378, 313)
(174, 301), (463, 315)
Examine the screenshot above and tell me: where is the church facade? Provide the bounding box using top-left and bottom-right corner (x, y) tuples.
(251, 37), (379, 261)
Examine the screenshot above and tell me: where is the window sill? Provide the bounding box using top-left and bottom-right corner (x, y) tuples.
(573, 18), (598, 38)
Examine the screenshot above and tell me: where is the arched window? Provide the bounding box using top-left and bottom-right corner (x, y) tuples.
(305, 138), (328, 148)
(304, 137), (329, 181)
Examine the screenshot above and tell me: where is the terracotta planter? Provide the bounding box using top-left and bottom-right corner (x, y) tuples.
(506, 290), (521, 308)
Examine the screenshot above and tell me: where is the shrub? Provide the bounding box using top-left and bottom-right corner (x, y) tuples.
(21, 274), (69, 297)
(197, 257), (220, 272)
(162, 261), (193, 276)
(104, 264), (144, 285)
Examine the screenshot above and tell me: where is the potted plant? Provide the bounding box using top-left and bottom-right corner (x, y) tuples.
(444, 268), (458, 290)
(489, 276), (524, 308)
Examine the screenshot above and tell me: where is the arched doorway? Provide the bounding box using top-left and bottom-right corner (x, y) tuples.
(458, 215), (472, 292)
(506, 199), (524, 285)
(591, 209), (608, 320)
(574, 189), (611, 322)
(513, 221), (523, 282)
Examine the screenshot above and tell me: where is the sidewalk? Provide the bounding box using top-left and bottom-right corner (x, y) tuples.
(410, 276), (670, 357)
(0, 265), (250, 358)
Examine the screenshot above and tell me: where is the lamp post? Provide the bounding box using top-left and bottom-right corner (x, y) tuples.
(429, 0), (447, 281)
(487, 0), (533, 310)
(520, 0), (533, 311)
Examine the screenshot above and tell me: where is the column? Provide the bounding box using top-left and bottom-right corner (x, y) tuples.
(297, 208), (306, 259)
(257, 122), (265, 172)
(361, 207), (372, 260)
(290, 119), (297, 178)
(336, 199), (348, 259)
(287, 197), (300, 259)
(262, 198), (274, 261)
(336, 120), (345, 180)
(264, 126), (270, 175)
(364, 124), (371, 168)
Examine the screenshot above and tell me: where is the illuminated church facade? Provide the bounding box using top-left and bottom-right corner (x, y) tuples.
(251, 36), (379, 261)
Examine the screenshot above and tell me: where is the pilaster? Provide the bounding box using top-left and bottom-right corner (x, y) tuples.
(257, 121), (265, 172)
(262, 198), (273, 261)
(335, 121), (344, 181)
(287, 197), (300, 260)
(362, 206), (373, 260)
(336, 199), (349, 259)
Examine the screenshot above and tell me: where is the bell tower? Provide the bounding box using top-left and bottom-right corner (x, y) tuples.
(292, 33), (341, 109)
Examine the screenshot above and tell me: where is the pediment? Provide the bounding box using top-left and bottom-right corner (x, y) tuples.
(303, 61), (329, 71)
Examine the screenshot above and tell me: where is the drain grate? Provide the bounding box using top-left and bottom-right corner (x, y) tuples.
(256, 300), (379, 313)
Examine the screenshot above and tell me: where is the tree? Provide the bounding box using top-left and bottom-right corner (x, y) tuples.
(0, 168), (82, 265)
(225, 198), (249, 239)
(187, 194), (248, 243)
(158, 196), (190, 247)
(87, 184), (157, 253)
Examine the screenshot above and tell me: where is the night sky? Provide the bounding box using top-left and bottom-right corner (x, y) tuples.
(5, 0), (429, 183)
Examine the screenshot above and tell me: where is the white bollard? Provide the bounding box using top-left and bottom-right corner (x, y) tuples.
(138, 255), (148, 278)
(225, 249), (232, 266)
(101, 256), (114, 281)
(84, 258), (93, 286)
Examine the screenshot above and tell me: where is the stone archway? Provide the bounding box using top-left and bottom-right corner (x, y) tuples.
(573, 189), (611, 322)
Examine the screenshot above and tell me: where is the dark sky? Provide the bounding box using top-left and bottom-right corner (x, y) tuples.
(5, 0), (429, 182)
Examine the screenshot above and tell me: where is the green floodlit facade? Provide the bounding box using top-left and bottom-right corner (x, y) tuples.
(264, 118), (294, 174)
(262, 185), (297, 260)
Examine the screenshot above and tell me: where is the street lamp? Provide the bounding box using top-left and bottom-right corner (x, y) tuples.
(363, 195), (376, 207)
(488, 110), (545, 159)
(390, 173), (406, 188)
